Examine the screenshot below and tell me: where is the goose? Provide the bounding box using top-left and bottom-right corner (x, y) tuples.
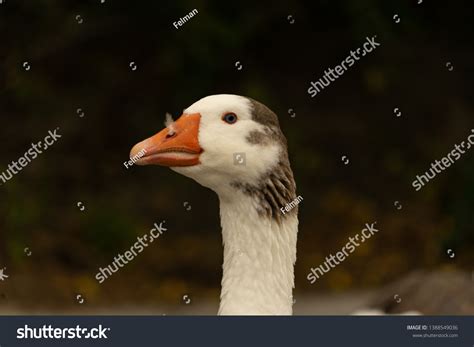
(130, 94), (298, 315)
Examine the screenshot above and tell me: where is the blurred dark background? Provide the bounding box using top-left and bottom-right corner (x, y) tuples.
(0, 0), (472, 314)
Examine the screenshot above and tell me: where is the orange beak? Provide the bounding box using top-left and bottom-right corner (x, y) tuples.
(129, 113), (202, 167)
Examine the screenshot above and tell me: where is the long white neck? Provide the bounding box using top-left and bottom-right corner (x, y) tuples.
(217, 192), (298, 315)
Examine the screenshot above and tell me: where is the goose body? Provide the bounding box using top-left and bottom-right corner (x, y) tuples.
(131, 94), (298, 315)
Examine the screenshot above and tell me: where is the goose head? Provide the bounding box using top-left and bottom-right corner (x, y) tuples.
(130, 94), (292, 201)
(130, 94), (298, 315)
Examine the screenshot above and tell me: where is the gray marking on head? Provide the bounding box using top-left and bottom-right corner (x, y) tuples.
(246, 130), (268, 145)
(247, 97), (281, 130)
(246, 129), (281, 146)
(246, 97), (287, 147)
(232, 97), (297, 223)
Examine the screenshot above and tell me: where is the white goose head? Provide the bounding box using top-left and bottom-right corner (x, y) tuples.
(131, 94), (298, 315)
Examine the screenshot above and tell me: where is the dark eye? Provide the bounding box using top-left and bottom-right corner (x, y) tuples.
(222, 113), (238, 124)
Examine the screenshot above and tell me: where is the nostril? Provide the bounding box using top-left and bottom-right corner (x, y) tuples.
(166, 131), (176, 139)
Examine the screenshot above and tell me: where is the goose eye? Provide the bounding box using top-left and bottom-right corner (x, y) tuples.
(222, 113), (238, 124)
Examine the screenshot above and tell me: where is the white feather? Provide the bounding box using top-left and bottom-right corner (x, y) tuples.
(164, 112), (176, 136)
